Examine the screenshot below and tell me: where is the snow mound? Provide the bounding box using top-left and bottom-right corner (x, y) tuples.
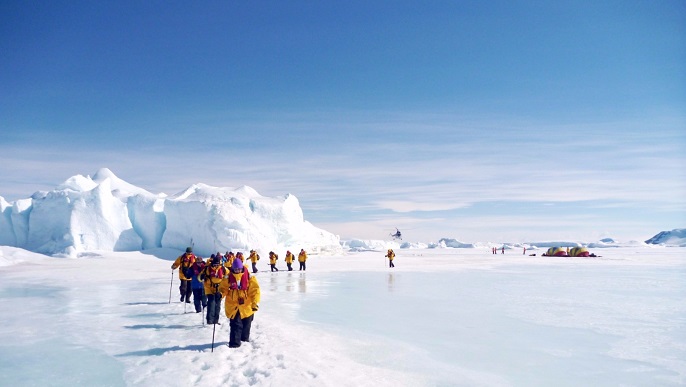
(341, 239), (401, 251)
(644, 228), (686, 247)
(0, 169), (341, 256)
(432, 238), (476, 248)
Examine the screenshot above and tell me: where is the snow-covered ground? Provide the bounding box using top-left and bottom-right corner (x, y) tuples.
(0, 245), (684, 386)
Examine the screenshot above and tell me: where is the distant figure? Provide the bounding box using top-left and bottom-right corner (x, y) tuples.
(285, 250), (295, 271)
(249, 250), (259, 273)
(385, 248), (395, 268)
(523, 247), (526, 255)
(501, 246), (505, 254)
(298, 249), (308, 271)
(269, 251), (279, 272)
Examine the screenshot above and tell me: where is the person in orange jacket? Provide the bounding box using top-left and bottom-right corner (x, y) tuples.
(171, 247), (196, 303)
(219, 258), (260, 348)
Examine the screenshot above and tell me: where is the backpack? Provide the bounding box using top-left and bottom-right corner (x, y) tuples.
(181, 253), (195, 278)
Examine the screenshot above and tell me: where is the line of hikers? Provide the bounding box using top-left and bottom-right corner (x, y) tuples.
(170, 247), (307, 348)
(264, 249), (308, 272)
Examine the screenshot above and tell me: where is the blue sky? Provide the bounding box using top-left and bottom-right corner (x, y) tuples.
(1, 1), (684, 243)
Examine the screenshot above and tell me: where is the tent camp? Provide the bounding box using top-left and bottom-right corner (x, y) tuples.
(543, 247), (568, 257)
(569, 247), (590, 257)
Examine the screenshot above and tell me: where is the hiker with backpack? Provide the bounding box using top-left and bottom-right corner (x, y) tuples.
(285, 250), (294, 271)
(219, 258), (261, 348)
(203, 255), (227, 325)
(249, 249), (260, 273)
(298, 249), (307, 271)
(171, 247), (196, 303)
(268, 251), (279, 272)
(189, 257), (207, 313)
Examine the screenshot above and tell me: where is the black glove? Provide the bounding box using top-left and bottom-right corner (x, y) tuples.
(251, 304), (259, 311)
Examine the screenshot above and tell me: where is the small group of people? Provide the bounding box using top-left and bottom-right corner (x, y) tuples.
(491, 247), (505, 254)
(244, 249), (308, 273)
(267, 249), (308, 272)
(171, 247), (261, 348)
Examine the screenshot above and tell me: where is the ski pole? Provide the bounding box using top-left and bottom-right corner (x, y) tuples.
(211, 322), (217, 352)
(169, 270), (174, 304)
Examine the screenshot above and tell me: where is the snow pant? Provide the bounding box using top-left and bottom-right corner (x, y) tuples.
(389, 259), (394, 268)
(179, 280), (192, 302)
(287, 263), (293, 271)
(206, 292), (222, 324)
(252, 262), (258, 273)
(299, 262), (306, 271)
(192, 288), (207, 313)
(229, 311), (254, 347)
(270, 264), (278, 272)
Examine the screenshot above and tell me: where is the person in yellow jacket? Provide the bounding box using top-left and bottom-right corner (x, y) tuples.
(268, 251), (279, 272)
(219, 258), (260, 348)
(385, 248), (396, 268)
(298, 249), (307, 271)
(285, 250), (294, 271)
(171, 247), (196, 303)
(203, 255), (227, 325)
(248, 249), (260, 273)
(223, 251), (235, 270)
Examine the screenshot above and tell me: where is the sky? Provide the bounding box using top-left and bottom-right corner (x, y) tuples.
(1, 1), (685, 243)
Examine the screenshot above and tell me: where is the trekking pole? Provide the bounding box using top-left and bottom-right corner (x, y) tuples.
(169, 270), (174, 304)
(211, 322), (217, 352)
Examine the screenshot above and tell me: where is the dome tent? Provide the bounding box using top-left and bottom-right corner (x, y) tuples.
(544, 247), (567, 257)
(569, 247), (590, 257)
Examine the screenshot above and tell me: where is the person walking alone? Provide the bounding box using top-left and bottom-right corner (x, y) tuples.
(385, 248), (395, 268)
